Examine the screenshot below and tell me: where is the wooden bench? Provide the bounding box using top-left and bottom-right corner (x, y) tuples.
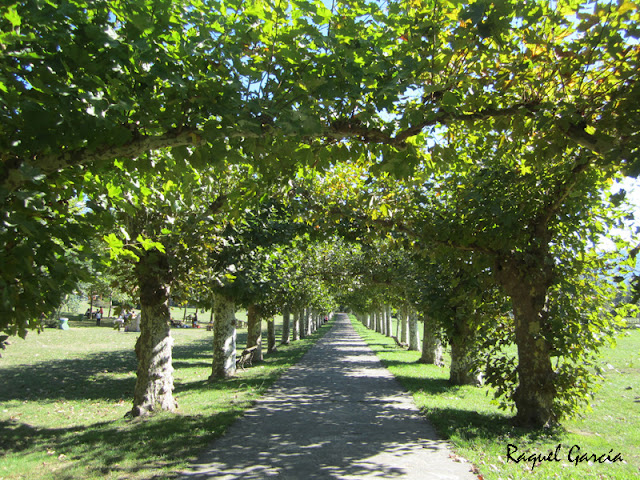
(392, 336), (408, 348)
(236, 345), (258, 370)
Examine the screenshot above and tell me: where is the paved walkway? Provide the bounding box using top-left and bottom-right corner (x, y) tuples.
(181, 314), (479, 480)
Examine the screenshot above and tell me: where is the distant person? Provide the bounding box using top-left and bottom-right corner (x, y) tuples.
(85, 308), (91, 319)
(96, 309), (102, 326)
(192, 312), (198, 328)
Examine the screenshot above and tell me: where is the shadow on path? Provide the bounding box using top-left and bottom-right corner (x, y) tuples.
(181, 314), (478, 480)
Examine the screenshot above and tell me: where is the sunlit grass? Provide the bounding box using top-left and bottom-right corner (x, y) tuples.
(352, 317), (640, 480)
(0, 317), (332, 479)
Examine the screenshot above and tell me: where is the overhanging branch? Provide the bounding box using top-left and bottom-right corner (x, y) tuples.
(1, 128), (206, 192)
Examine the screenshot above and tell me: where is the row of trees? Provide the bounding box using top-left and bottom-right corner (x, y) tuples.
(310, 156), (637, 426)
(2, 0), (639, 428)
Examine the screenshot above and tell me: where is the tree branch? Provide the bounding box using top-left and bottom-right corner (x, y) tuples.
(1, 129), (206, 192)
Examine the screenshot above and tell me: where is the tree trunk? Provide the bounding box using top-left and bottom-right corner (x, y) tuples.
(129, 250), (177, 417)
(292, 309), (299, 341)
(408, 311), (421, 351)
(400, 310), (408, 345)
(267, 318), (277, 353)
(281, 306), (290, 345)
(496, 256), (557, 428)
(305, 309), (312, 336)
(299, 308), (306, 339)
(449, 316), (483, 386)
(247, 304), (263, 362)
(386, 306), (392, 337)
(418, 314), (443, 366)
(209, 293), (236, 380)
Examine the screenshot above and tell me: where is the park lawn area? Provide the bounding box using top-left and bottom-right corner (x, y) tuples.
(58, 302), (229, 325)
(0, 317), (332, 480)
(352, 317), (640, 480)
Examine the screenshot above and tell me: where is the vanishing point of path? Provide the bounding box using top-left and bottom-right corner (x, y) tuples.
(181, 314), (479, 480)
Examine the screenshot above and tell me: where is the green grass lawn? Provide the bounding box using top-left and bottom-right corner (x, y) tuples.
(352, 317), (640, 480)
(0, 316), (332, 480)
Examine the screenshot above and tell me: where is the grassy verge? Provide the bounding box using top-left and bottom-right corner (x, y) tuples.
(351, 316), (640, 480)
(0, 317), (333, 480)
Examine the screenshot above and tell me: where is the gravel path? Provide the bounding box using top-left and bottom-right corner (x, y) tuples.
(181, 313), (479, 479)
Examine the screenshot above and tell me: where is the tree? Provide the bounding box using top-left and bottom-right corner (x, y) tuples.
(96, 150), (228, 416)
(309, 128), (636, 426)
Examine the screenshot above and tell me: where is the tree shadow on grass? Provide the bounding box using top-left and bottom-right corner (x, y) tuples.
(0, 410), (246, 479)
(1, 322), (335, 479)
(0, 336), (215, 404)
(386, 368), (565, 444)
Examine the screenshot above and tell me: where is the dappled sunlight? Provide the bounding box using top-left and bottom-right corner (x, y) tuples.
(182, 314), (477, 479)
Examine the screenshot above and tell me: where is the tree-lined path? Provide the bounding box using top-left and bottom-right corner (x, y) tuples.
(181, 314), (477, 479)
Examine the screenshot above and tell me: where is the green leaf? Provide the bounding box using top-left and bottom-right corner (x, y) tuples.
(4, 6), (21, 27)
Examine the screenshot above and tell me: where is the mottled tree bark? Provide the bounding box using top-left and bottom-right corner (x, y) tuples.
(292, 309), (300, 341)
(400, 310), (408, 345)
(449, 316), (483, 386)
(418, 314), (443, 366)
(299, 308), (306, 339)
(496, 256), (557, 428)
(305, 309), (312, 336)
(408, 311), (421, 351)
(281, 306), (290, 345)
(130, 250), (177, 417)
(267, 318), (277, 354)
(209, 293), (236, 380)
(246, 304), (263, 362)
(386, 306), (392, 337)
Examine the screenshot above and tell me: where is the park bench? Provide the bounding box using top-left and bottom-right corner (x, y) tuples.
(206, 322), (214, 331)
(236, 345), (258, 370)
(392, 336), (408, 348)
